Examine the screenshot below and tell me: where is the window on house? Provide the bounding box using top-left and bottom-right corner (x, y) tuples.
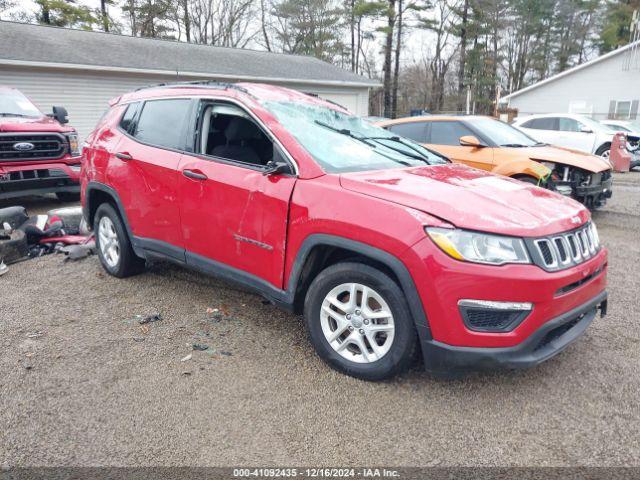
(615, 101), (632, 119)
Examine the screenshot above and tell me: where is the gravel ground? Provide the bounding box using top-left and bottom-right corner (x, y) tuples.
(1, 173), (639, 468)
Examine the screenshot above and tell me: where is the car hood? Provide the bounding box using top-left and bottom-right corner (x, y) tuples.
(0, 115), (71, 133)
(512, 145), (611, 172)
(339, 164), (590, 237)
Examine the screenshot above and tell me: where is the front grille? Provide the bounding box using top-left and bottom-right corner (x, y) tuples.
(527, 222), (600, 272)
(0, 133), (66, 162)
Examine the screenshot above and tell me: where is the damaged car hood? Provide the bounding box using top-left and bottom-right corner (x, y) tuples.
(339, 164), (590, 237)
(517, 145), (611, 172)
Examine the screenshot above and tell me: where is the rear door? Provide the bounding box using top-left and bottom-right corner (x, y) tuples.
(177, 99), (297, 289)
(426, 120), (494, 171)
(111, 98), (192, 255)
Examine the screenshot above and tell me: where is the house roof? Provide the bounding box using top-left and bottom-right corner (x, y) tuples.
(0, 21), (380, 88)
(502, 40), (640, 102)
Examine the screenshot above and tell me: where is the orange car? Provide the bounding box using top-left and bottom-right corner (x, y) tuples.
(376, 115), (613, 208)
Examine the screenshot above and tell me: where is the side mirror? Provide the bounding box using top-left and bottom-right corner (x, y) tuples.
(52, 106), (69, 124)
(262, 160), (290, 176)
(579, 127), (593, 134)
(459, 135), (484, 148)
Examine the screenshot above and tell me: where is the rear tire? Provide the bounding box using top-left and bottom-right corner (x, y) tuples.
(93, 203), (145, 278)
(304, 262), (418, 381)
(56, 192), (81, 202)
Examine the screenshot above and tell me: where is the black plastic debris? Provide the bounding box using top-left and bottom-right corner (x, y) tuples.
(138, 314), (162, 325)
(192, 343), (209, 351)
(59, 243), (96, 262)
(220, 351), (233, 356)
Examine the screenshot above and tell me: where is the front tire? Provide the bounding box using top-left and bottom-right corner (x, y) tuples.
(595, 143), (611, 159)
(304, 262), (418, 381)
(94, 203), (145, 278)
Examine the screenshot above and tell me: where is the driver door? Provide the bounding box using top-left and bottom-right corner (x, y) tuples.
(426, 120), (494, 171)
(177, 100), (297, 289)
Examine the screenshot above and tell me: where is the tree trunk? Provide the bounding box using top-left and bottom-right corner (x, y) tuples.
(391, 0), (403, 118)
(383, 0), (396, 118)
(100, 0), (109, 31)
(457, 0), (469, 111)
(260, 0), (271, 51)
(182, 0), (191, 42)
(350, 0), (356, 71)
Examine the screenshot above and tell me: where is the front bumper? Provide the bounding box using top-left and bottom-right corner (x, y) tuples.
(421, 291), (607, 376)
(0, 161), (80, 200)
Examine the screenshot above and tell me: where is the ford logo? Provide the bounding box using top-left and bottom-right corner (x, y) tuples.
(13, 142), (35, 151)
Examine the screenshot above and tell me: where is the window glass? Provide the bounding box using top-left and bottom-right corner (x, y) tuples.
(615, 101), (631, 119)
(119, 102), (139, 133)
(134, 99), (191, 150)
(0, 89), (41, 118)
(388, 122), (427, 143)
(260, 100), (447, 173)
(429, 121), (474, 146)
(523, 117), (557, 130)
(199, 103), (274, 167)
(558, 117), (581, 132)
(470, 117), (538, 147)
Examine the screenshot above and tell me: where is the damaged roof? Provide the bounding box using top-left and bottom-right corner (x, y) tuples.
(0, 21), (379, 88)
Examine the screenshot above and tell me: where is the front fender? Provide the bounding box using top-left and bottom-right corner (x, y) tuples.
(492, 159), (550, 180)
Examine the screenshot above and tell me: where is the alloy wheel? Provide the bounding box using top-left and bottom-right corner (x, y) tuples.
(320, 282), (395, 363)
(98, 216), (120, 268)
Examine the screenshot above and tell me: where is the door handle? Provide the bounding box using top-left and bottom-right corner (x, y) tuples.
(182, 169), (208, 180)
(115, 152), (133, 161)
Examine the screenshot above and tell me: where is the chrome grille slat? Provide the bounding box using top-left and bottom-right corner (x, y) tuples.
(531, 223), (600, 271)
(0, 133), (66, 162)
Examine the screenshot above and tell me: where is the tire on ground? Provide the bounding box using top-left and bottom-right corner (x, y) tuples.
(304, 261), (418, 381)
(595, 143), (611, 158)
(93, 203), (145, 278)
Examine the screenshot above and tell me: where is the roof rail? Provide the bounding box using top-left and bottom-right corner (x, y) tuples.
(133, 80), (249, 93)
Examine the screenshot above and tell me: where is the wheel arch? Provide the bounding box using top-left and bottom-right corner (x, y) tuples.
(492, 158), (548, 180)
(287, 234), (431, 340)
(84, 182), (144, 258)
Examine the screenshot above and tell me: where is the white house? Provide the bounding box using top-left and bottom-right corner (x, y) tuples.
(0, 21), (379, 140)
(501, 41), (640, 120)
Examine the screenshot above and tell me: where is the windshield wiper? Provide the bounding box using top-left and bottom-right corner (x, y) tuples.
(0, 113), (31, 117)
(314, 120), (411, 166)
(500, 143), (529, 148)
(360, 136), (439, 163)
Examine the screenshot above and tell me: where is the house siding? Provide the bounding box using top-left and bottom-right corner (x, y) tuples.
(507, 50), (640, 120)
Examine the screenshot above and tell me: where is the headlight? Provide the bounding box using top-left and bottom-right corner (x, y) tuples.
(66, 133), (80, 156)
(426, 227), (530, 265)
(540, 161), (555, 171)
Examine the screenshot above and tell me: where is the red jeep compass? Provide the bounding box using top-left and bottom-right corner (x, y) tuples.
(81, 82), (608, 380)
(0, 87), (82, 201)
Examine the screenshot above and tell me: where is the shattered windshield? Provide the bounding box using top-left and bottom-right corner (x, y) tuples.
(262, 101), (448, 173)
(0, 90), (42, 118)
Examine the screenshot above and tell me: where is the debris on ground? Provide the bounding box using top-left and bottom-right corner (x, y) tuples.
(132, 336), (146, 343)
(58, 242), (96, 262)
(26, 331), (44, 339)
(0, 205), (94, 264)
(0, 261), (8, 277)
(181, 354), (192, 362)
(138, 314), (162, 325)
(220, 351), (233, 357)
(192, 343), (209, 351)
